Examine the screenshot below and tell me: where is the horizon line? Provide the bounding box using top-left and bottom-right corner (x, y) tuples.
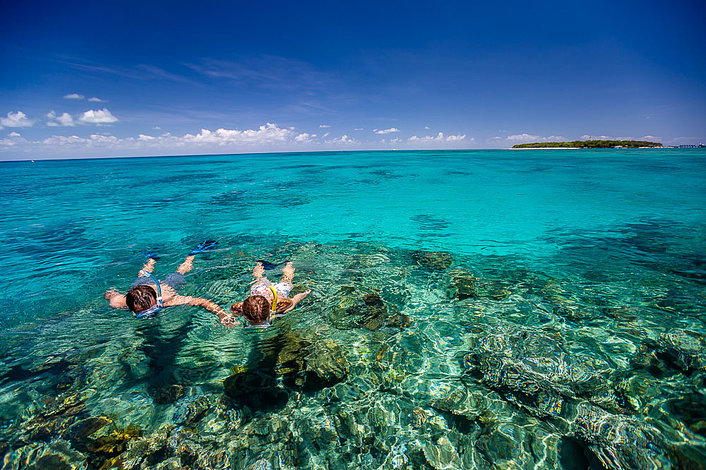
(0, 145), (692, 163)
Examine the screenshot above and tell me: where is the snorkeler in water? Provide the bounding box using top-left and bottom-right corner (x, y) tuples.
(229, 261), (311, 327)
(104, 240), (236, 326)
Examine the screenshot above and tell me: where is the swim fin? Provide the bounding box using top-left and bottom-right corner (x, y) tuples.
(142, 251), (160, 260)
(190, 240), (218, 255)
(257, 260), (289, 270)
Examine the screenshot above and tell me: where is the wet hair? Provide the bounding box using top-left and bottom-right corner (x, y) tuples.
(241, 295), (271, 325)
(126, 285), (156, 313)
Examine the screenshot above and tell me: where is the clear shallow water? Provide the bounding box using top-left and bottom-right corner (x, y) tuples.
(0, 149), (705, 469)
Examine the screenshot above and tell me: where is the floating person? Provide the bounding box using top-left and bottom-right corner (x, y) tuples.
(104, 240), (235, 326)
(230, 261), (311, 327)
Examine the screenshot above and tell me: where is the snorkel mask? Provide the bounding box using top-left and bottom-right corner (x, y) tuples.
(133, 270), (163, 319)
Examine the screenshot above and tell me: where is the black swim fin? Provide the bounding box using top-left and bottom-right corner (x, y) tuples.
(257, 260), (289, 270)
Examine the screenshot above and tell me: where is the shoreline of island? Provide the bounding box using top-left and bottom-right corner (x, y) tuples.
(512, 140), (663, 149)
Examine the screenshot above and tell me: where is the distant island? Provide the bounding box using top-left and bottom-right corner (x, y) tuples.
(512, 140), (662, 149)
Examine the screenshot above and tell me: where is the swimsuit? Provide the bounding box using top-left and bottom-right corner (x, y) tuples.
(250, 278), (292, 300)
(132, 272), (186, 290)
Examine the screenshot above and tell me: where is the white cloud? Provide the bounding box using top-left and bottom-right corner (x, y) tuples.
(294, 133), (316, 143)
(0, 132), (27, 147)
(79, 108), (118, 124)
(408, 132), (467, 143)
(374, 127), (400, 135)
(0, 123), (378, 156)
(88, 97), (105, 102)
(180, 123), (293, 145)
(506, 133), (540, 142)
(580, 134), (612, 140)
(329, 134), (357, 144)
(319, 124), (331, 128)
(42, 134), (121, 146)
(354, 127), (364, 131)
(46, 111), (75, 127)
(64, 93), (85, 100)
(0, 111), (35, 128)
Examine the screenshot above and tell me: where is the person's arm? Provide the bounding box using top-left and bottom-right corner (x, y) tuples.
(104, 290), (128, 309)
(187, 296), (241, 327)
(283, 289), (311, 313)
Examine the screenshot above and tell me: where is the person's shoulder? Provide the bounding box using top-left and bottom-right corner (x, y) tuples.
(276, 298), (293, 313)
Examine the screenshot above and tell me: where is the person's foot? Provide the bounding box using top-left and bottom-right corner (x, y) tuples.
(252, 262), (265, 279)
(281, 262), (295, 282)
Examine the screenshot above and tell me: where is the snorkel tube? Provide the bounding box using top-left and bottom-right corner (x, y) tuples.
(134, 270), (164, 319)
(269, 286), (278, 313)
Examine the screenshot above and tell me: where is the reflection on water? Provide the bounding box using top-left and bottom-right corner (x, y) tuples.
(0, 227), (704, 469)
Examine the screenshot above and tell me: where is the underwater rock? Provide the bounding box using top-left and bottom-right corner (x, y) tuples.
(67, 416), (113, 442)
(329, 288), (398, 330)
(633, 329), (706, 376)
(482, 279), (513, 301)
(422, 436), (462, 469)
(85, 425), (143, 470)
(223, 368), (288, 411)
(245, 458), (273, 470)
(171, 396), (212, 426)
(659, 329), (706, 372)
(667, 391), (706, 437)
(305, 339), (350, 387)
(476, 425), (525, 464)
(412, 250), (454, 271)
(385, 312), (413, 328)
(3, 439), (86, 470)
(347, 252), (391, 269)
(152, 384), (187, 405)
(22, 393), (89, 442)
(446, 269), (479, 300)
(409, 407), (430, 428)
(119, 423), (174, 469)
(570, 402), (667, 470)
(360, 292), (389, 330)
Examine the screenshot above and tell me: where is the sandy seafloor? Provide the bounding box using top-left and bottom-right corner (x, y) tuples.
(0, 149), (704, 469)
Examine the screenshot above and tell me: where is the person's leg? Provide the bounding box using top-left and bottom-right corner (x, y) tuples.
(251, 262), (265, 285)
(177, 255), (195, 275)
(280, 262), (295, 284)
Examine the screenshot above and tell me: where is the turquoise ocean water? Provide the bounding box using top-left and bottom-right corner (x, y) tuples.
(0, 149), (704, 468)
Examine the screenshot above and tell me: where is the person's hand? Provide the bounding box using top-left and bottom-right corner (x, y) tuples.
(220, 314), (241, 328)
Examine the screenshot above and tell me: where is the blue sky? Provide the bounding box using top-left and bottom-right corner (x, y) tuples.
(1, 0), (705, 159)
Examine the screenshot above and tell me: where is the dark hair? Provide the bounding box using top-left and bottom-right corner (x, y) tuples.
(242, 295), (270, 325)
(126, 285), (157, 312)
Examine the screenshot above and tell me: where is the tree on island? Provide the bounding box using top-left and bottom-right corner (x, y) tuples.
(512, 140), (662, 149)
